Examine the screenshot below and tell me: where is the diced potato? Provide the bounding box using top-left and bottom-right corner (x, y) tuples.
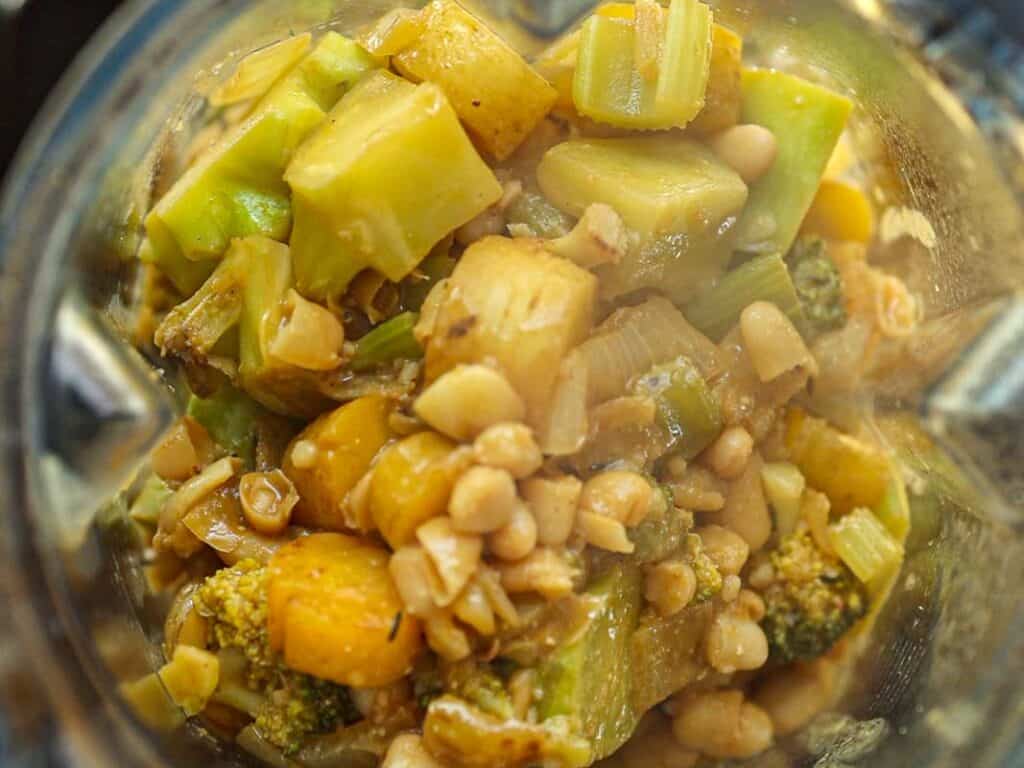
(537, 136), (748, 237)
(533, 29), (582, 112)
(210, 33), (313, 107)
(283, 396), (393, 530)
(734, 68), (853, 256)
(143, 33), (377, 293)
(120, 674), (186, 731)
(800, 179), (875, 244)
(392, 0), (558, 160)
(424, 237), (597, 430)
(268, 533), (422, 687)
(157, 645), (220, 717)
(285, 71), (503, 299)
(688, 23), (743, 137)
(370, 432), (464, 549)
(785, 408), (890, 516)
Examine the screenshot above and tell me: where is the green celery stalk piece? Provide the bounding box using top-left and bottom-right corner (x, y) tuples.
(537, 563), (643, 761)
(143, 33), (378, 291)
(129, 474), (174, 526)
(537, 136), (747, 238)
(187, 385), (272, 467)
(285, 70), (502, 299)
(573, 0), (712, 130)
(634, 357), (723, 460)
(629, 602), (713, 713)
(629, 493), (694, 564)
(684, 254), (807, 341)
(351, 312), (423, 372)
(733, 69), (853, 255)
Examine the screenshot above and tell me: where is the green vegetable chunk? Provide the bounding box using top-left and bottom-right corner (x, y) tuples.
(684, 254), (807, 341)
(829, 508), (904, 588)
(573, 0), (713, 130)
(630, 601), (713, 713)
(633, 356), (722, 460)
(759, 529), (868, 664)
(285, 70), (503, 300)
(143, 33), (378, 293)
(351, 312), (423, 372)
(788, 238), (847, 336)
(538, 564), (643, 761)
(187, 384), (290, 468)
(130, 474), (173, 526)
(733, 69), (853, 255)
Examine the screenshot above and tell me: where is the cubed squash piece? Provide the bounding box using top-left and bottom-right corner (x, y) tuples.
(370, 431), (463, 549)
(538, 136), (748, 236)
(734, 69), (853, 255)
(285, 71), (502, 300)
(688, 23), (743, 136)
(143, 33), (378, 293)
(573, 0), (713, 130)
(268, 533), (422, 687)
(424, 237), (597, 430)
(210, 33), (313, 107)
(282, 396), (393, 530)
(392, 0), (558, 160)
(800, 179), (875, 244)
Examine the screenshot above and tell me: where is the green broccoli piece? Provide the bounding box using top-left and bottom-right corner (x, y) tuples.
(788, 238), (847, 336)
(759, 529), (868, 664)
(685, 534), (723, 603)
(195, 560), (360, 754)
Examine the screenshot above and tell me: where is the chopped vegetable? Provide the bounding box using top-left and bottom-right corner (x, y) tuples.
(630, 601), (713, 713)
(788, 238), (848, 336)
(392, 0), (557, 160)
(684, 254), (806, 342)
(158, 645), (220, 717)
(268, 533), (423, 687)
(424, 237), (597, 430)
(633, 357), (722, 460)
(760, 462), (806, 538)
(785, 409), (891, 515)
(143, 33), (378, 293)
(545, 204), (628, 270)
(210, 34), (313, 107)
(733, 69), (853, 255)
(350, 312), (423, 372)
(187, 385), (291, 470)
(537, 136), (747, 237)
(828, 508), (904, 588)
(282, 396), (393, 531)
(505, 191), (574, 239)
(121, 673), (186, 731)
(873, 467), (911, 542)
(538, 564), (643, 761)
(285, 70), (503, 298)
(573, 0), (712, 130)
(760, 529), (868, 663)
(130, 474), (174, 526)
(688, 23), (743, 136)
(801, 179), (875, 244)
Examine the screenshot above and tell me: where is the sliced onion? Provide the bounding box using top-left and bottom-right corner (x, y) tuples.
(581, 297), (719, 405)
(538, 349), (589, 456)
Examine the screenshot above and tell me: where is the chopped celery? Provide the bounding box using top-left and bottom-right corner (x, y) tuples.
(829, 508), (904, 587)
(633, 357), (722, 460)
(537, 136), (747, 237)
(630, 602), (713, 713)
(505, 192), (574, 240)
(210, 34), (313, 107)
(760, 461), (806, 538)
(873, 468), (911, 543)
(187, 385), (276, 467)
(629, 494), (694, 564)
(285, 71), (502, 299)
(573, 0), (713, 130)
(734, 69), (853, 255)
(392, 0), (558, 160)
(684, 254), (806, 341)
(351, 312), (423, 372)
(143, 33), (378, 286)
(130, 474), (174, 526)
(537, 564), (643, 761)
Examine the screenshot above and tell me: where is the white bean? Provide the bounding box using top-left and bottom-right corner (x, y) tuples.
(449, 466), (518, 534)
(704, 426), (754, 481)
(488, 501), (538, 561)
(705, 613), (770, 673)
(672, 689), (774, 759)
(473, 423), (543, 479)
(709, 124), (779, 184)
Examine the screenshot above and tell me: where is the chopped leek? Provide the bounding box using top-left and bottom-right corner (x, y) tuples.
(351, 312), (423, 372)
(684, 254), (807, 342)
(573, 0), (713, 130)
(734, 69), (853, 255)
(829, 508), (904, 586)
(760, 462), (806, 538)
(633, 357), (722, 460)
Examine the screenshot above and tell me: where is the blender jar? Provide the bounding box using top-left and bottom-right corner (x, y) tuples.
(2, 0), (1023, 766)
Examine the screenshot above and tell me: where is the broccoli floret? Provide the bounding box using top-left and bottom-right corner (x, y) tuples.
(685, 534), (723, 603)
(788, 238), (847, 335)
(759, 529), (868, 664)
(195, 560), (360, 754)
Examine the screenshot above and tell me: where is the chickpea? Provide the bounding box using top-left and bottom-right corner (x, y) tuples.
(578, 511), (634, 553)
(708, 124), (779, 184)
(705, 612), (770, 674)
(239, 470), (298, 536)
(645, 561), (697, 617)
(488, 501), (538, 561)
(473, 423), (543, 479)
(580, 470), (653, 526)
(414, 365), (526, 441)
(672, 689), (774, 759)
(720, 574), (742, 603)
(449, 466), (518, 534)
(521, 475), (582, 546)
(704, 426), (754, 480)
(695, 525), (750, 576)
(754, 660), (836, 736)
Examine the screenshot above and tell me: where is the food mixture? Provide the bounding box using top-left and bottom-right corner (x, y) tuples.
(121, 1), (919, 765)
